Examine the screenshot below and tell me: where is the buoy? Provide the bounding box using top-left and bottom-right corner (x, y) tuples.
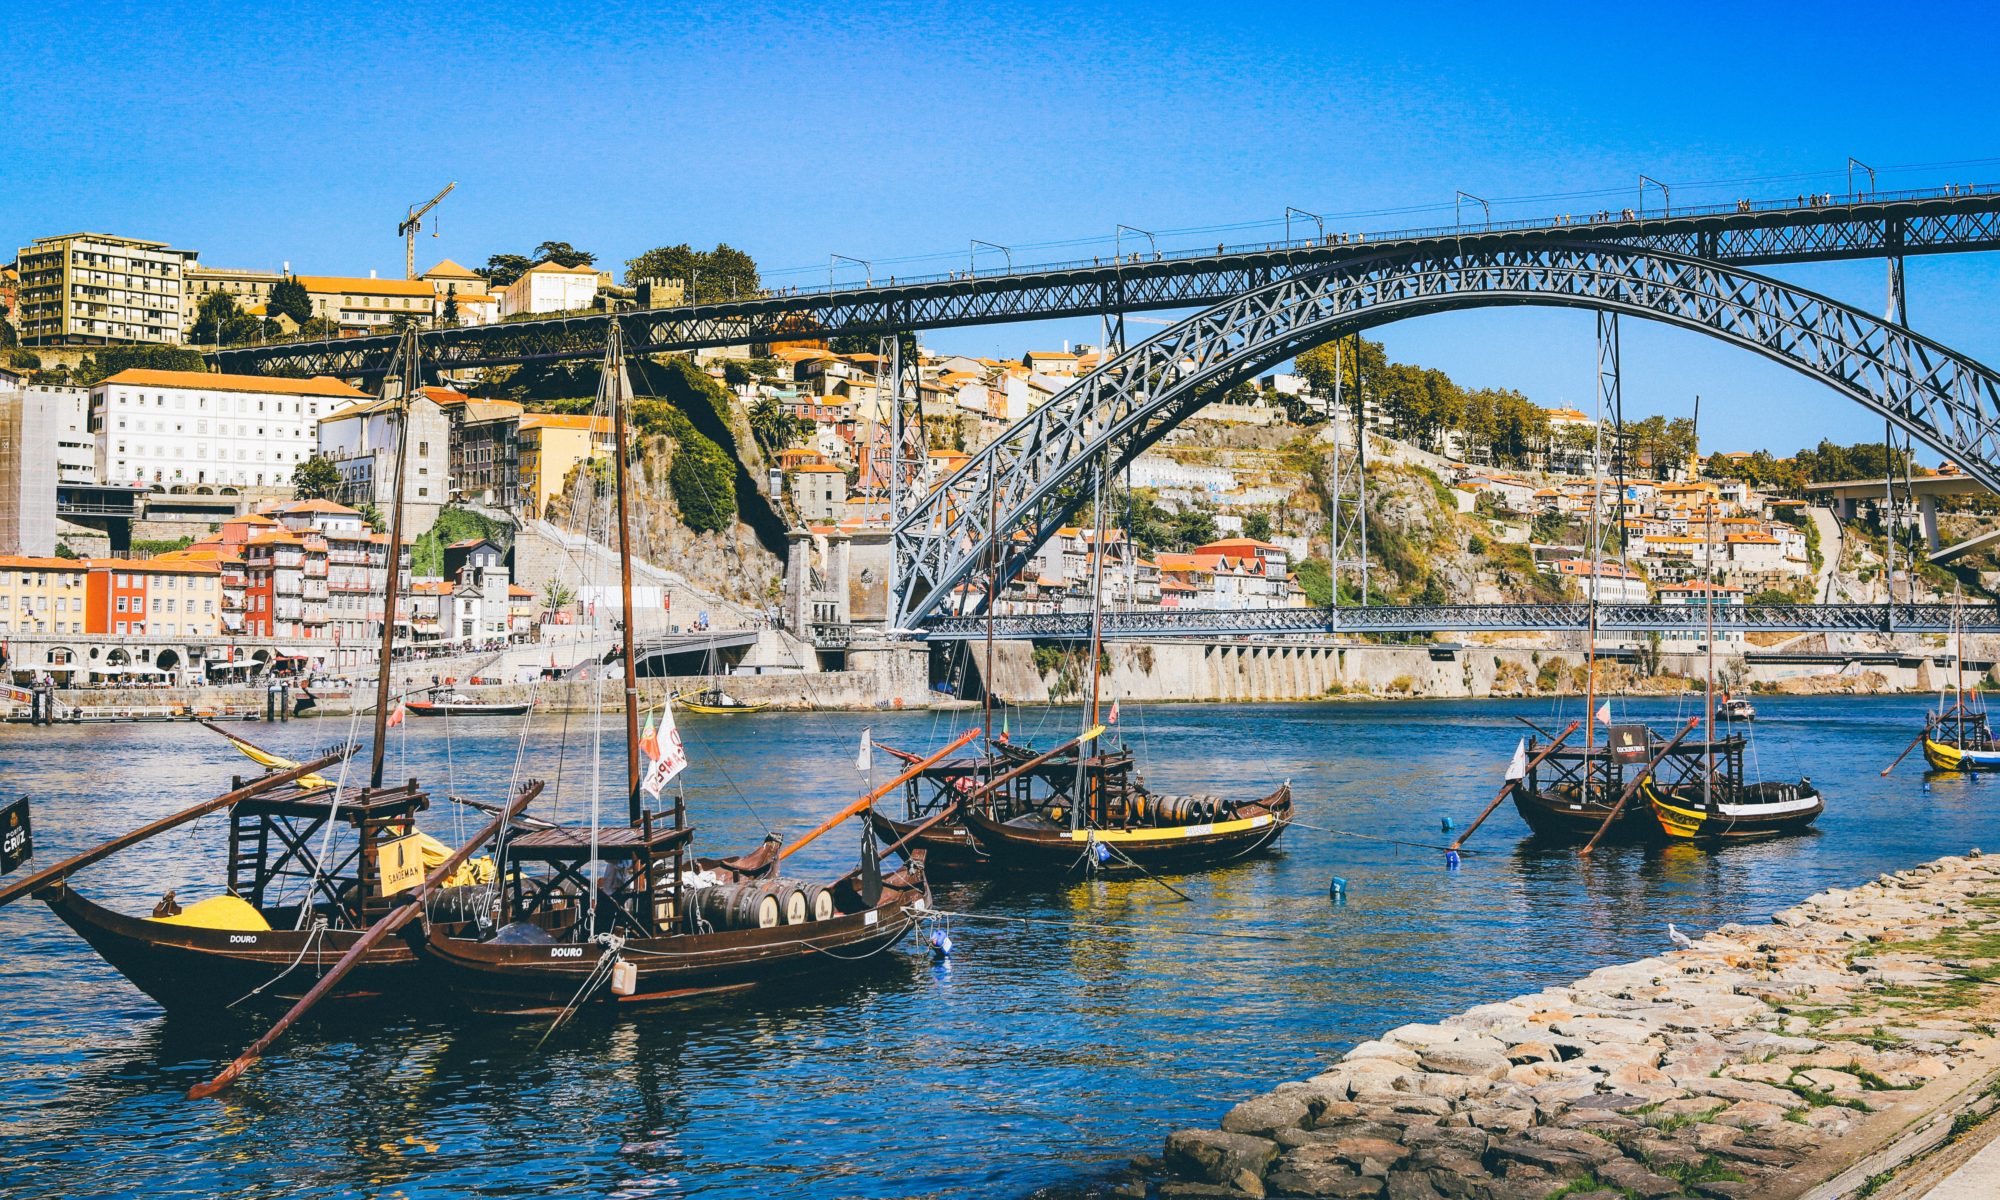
(1093, 842), (1112, 865)
(1329, 876), (1347, 901)
(1445, 850), (1461, 870)
(929, 930), (953, 961)
(1440, 817), (1454, 832)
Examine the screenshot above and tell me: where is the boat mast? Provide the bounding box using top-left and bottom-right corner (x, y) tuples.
(1584, 399), (1605, 801)
(1697, 395), (1714, 810)
(607, 320), (644, 826)
(1072, 450), (1109, 832)
(368, 326), (420, 790)
(1957, 583), (1966, 749)
(984, 453), (998, 749)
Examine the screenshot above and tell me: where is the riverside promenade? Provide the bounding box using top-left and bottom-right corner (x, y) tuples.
(1105, 852), (2000, 1200)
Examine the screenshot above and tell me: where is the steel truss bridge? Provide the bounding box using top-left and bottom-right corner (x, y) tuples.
(215, 187), (2000, 377)
(916, 603), (2000, 641)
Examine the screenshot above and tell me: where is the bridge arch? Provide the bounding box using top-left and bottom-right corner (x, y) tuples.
(892, 243), (2000, 625)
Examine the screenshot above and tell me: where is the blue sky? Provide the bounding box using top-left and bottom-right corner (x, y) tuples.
(5, 1), (1998, 455)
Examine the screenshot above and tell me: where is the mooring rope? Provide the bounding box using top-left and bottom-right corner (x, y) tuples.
(925, 907), (1294, 943)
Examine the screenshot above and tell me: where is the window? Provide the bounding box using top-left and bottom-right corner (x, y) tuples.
(116, 596), (127, 612)
(151, 598), (161, 613)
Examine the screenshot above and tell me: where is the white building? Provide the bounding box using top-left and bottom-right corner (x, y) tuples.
(90, 369), (371, 490)
(500, 261), (601, 317)
(316, 390), (450, 528)
(0, 368), (57, 556)
(30, 383), (95, 483)
(14, 232), (197, 346)
(1656, 581), (1746, 650)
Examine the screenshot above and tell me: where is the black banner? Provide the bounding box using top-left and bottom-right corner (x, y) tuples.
(0, 797), (30, 875)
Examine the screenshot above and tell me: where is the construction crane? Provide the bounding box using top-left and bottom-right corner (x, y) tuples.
(397, 182), (456, 280)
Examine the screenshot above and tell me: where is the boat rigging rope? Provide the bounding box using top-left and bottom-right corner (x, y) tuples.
(1285, 819), (1481, 855)
(293, 701), (369, 928)
(536, 932), (625, 1046)
(227, 915), (328, 1009)
(1094, 836), (1194, 903)
(667, 717), (772, 836)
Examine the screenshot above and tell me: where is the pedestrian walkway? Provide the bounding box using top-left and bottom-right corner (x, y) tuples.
(1920, 1131), (2000, 1198)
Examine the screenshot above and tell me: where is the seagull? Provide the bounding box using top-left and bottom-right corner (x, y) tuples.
(1667, 922), (1696, 950)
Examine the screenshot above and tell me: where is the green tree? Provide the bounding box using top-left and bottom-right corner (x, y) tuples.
(1293, 557), (1332, 605)
(481, 254), (534, 287)
(0, 303), (15, 349)
(300, 316), (342, 340)
(541, 577), (577, 620)
(291, 454), (342, 499)
(268, 276), (312, 325)
(357, 501), (385, 532)
(1168, 504), (1219, 550)
(748, 395), (799, 455)
(189, 291), (239, 345)
(624, 242), (761, 301)
(53, 541), (78, 560)
(411, 506), (512, 577)
(1242, 510), (1274, 540)
(533, 241), (596, 269)
(75, 344), (206, 386)
(441, 287), (459, 325)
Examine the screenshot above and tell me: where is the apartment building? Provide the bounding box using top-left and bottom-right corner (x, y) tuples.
(449, 398), (526, 507)
(296, 274), (439, 333)
(316, 389), (450, 529)
(500, 261), (600, 317)
(82, 559), (224, 638)
(184, 265), (283, 325)
(0, 557), (89, 634)
(14, 233), (197, 346)
(91, 369), (370, 489)
(0, 373), (56, 555)
(239, 528), (328, 638)
(516, 413), (613, 518)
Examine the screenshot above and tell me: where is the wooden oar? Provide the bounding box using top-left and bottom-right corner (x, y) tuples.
(1449, 720), (1579, 852)
(1579, 717), (1700, 856)
(1882, 726), (1932, 777)
(186, 780), (544, 1101)
(1513, 715), (1561, 740)
(875, 725), (1107, 863)
(0, 745), (357, 909)
(776, 728), (980, 863)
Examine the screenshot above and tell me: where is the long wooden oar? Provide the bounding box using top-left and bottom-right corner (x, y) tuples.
(0, 746), (356, 909)
(776, 728), (980, 863)
(1449, 720), (1579, 852)
(1579, 717), (1700, 856)
(1882, 726), (1931, 777)
(186, 780), (544, 1101)
(875, 725), (1107, 863)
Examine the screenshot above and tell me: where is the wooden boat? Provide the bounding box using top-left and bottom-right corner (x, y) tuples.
(1915, 591), (1998, 773)
(675, 686), (767, 715)
(416, 322), (929, 1018)
(1644, 777), (1823, 842)
(961, 783), (1293, 875)
(406, 690), (531, 718)
(1513, 722), (1701, 843)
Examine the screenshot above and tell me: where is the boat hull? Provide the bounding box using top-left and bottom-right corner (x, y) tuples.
(958, 785), (1291, 876)
(1511, 788), (1652, 843)
(678, 701), (768, 715)
(1644, 781), (1823, 843)
(866, 809), (990, 871)
(418, 888), (923, 1017)
(406, 701), (531, 718)
(1922, 736), (2000, 773)
(38, 883), (418, 1017)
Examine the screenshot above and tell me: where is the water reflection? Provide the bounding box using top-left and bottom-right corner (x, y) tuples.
(0, 695), (1979, 1197)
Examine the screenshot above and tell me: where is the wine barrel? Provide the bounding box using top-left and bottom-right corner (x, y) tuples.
(735, 884), (780, 929)
(692, 884), (740, 930)
(799, 882), (835, 922)
(764, 880), (808, 925)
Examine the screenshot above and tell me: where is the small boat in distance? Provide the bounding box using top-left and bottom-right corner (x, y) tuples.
(1719, 696), (1756, 722)
(406, 690), (531, 718)
(675, 686), (768, 715)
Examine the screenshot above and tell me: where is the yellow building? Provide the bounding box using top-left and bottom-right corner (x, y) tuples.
(15, 233), (197, 346)
(184, 265), (283, 325)
(295, 275), (440, 333)
(0, 556), (90, 635)
(517, 413), (613, 519)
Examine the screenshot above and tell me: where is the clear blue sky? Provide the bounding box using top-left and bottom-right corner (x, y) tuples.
(6, 0), (1998, 456)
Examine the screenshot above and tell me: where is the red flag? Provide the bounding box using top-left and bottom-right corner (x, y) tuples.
(1108, 699), (1120, 726)
(386, 702), (406, 728)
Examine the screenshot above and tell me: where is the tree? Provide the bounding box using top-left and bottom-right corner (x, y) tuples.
(532, 241), (596, 269)
(1242, 511), (1274, 540)
(1168, 504), (1219, 550)
(541, 577), (577, 620)
(53, 541), (78, 560)
(356, 501), (385, 532)
(624, 242), (762, 301)
(0, 302), (15, 349)
(300, 316), (342, 340)
(292, 454), (342, 499)
(441, 287), (459, 325)
(723, 360), (752, 388)
(75, 344), (206, 386)
(189, 291), (239, 345)
(481, 254), (534, 287)
(268, 276), (312, 325)
(748, 396), (799, 455)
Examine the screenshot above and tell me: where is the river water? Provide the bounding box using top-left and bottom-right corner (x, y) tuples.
(0, 695), (1989, 1199)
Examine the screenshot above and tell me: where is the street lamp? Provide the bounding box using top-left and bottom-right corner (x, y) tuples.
(1116, 224), (1157, 263)
(1848, 157), (1877, 201)
(1285, 206), (1324, 244)
(1454, 191), (1490, 228)
(829, 254), (873, 291)
(970, 239), (1012, 275)
(1639, 174), (1670, 217)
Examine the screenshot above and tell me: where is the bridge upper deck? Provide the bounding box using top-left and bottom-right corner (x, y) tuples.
(214, 185), (2000, 378)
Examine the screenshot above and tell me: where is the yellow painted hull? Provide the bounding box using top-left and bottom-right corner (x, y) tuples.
(1922, 736), (2000, 773)
(678, 700), (769, 715)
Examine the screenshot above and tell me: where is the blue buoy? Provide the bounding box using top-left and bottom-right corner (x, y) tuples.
(1440, 817), (1454, 832)
(1329, 876), (1347, 899)
(929, 931), (954, 962)
(1446, 850), (1461, 870)
(1093, 842), (1112, 865)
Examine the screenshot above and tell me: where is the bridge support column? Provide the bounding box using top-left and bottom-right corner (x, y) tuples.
(783, 529), (812, 635)
(826, 531), (852, 624)
(1920, 496), (1942, 551)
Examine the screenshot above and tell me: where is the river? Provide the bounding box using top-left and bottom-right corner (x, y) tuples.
(0, 695), (1988, 1199)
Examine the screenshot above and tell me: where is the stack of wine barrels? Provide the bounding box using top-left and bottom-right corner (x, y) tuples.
(690, 879), (835, 930)
(1146, 795), (1234, 826)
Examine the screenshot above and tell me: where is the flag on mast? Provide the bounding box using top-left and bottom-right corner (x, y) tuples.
(641, 701), (688, 798)
(1505, 737), (1529, 781)
(1594, 701), (1612, 726)
(639, 709), (660, 761)
(1107, 699), (1120, 726)
(385, 701), (406, 729)
(855, 727), (873, 773)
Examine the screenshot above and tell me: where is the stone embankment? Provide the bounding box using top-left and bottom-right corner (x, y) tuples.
(1111, 853), (2000, 1200)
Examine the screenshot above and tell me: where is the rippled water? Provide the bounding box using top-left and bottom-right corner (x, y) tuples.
(0, 695), (1990, 1199)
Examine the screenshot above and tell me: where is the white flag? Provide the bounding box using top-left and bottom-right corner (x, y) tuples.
(855, 727), (873, 773)
(641, 701), (688, 798)
(1505, 737), (1529, 781)
(1594, 701), (1612, 726)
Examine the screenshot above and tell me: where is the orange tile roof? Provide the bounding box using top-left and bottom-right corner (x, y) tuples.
(0, 555), (81, 570)
(269, 498), (359, 515)
(518, 413), (610, 432)
(794, 463), (844, 473)
(99, 369), (369, 399)
(295, 274), (437, 297)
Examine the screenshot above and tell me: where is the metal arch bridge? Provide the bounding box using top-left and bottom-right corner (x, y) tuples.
(916, 602), (2000, 641)
(212, 186), (2000, 377)
(888, 242), (2000, 628)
